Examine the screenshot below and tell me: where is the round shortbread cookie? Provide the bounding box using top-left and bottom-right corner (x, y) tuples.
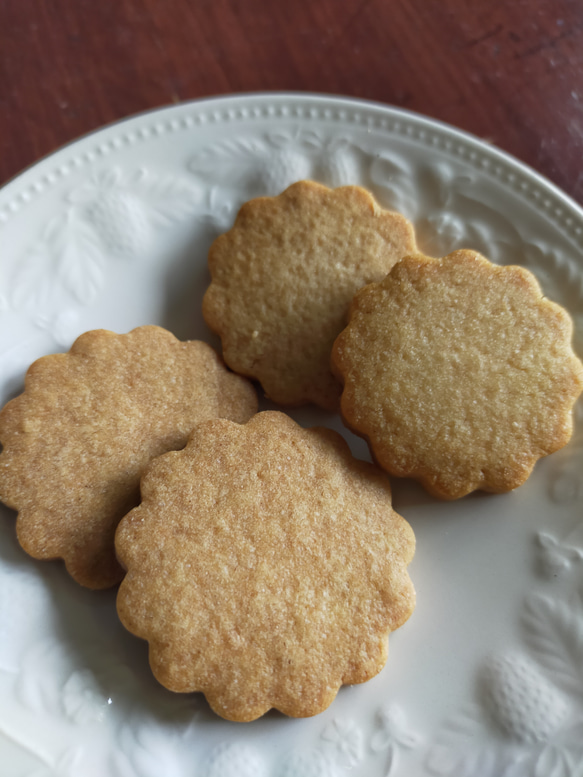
(115, 411), (416, 722)
(331, 250), (583, 499)
(0, 326), (257, 589)
(202, 180), (417, 410)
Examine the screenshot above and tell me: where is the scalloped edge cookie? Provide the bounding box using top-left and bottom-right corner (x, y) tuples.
(0, 326), (257, 588)
(332, 250), (583, 499)
(202, 180), (417, 410)
(116, 411), (415, 721)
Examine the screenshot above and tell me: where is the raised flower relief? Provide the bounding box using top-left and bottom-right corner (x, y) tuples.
(423, 211), (466, 252)
(11, 167), (204, 312)
(369, 156), (548, 267)
(412, 163), (524, 261)
(370, 704), (421, 775)
(320, 717), (364, 769)
(536, 532), (583, 579)
(110, 714), (201, 777)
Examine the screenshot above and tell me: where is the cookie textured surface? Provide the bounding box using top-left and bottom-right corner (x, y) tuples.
(202, 180), (417, 410)
(0, 326), (257, 589)
(115, 411), (415, 721)
(332, 250), (583, 499)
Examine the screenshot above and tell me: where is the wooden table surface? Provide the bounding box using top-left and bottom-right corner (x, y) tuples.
(1, 0), (582, 204)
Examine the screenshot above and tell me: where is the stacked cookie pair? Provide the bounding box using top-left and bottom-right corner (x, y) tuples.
(0, 335), (415, 721)
(0, 180), (581, 723)
(203, 181), (583, 499)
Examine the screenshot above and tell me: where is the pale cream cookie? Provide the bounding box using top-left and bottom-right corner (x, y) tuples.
(0, 326), (257, 588)
(115, 411), (416, 721)
(202, 180), (417, 410)
(332, 250), (583, 499)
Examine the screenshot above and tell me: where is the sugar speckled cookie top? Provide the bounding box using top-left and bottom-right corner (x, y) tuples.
(332, 250), (583, 499)
(202, 180), (417, 410)
(115, 411), (416, 722)
(0, 326), (257, 589)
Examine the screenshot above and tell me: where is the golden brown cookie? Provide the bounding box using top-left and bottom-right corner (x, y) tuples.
(332, 250), (583, 499)
(0, 326), (257, 589)
(115, 411), (415, 721)
(202, 180), (417, 410)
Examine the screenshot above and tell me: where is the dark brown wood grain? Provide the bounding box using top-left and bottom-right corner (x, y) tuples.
(1, 0), (582, 203)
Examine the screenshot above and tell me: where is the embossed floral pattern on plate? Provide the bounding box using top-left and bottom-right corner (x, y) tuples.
(0, 93), (582, 776)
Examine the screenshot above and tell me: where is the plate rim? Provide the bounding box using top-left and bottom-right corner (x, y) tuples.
(1, 91), (583, 248)
(1, 90), (583, 777)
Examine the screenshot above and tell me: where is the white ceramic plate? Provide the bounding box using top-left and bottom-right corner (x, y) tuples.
(1, 94), (582, 777)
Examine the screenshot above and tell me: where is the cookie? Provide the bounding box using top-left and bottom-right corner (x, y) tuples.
(115, 411), (415, 721)
(202, 180), (417, 410)
(0, 326), (257, 589)
(331, 250), (583, 499)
